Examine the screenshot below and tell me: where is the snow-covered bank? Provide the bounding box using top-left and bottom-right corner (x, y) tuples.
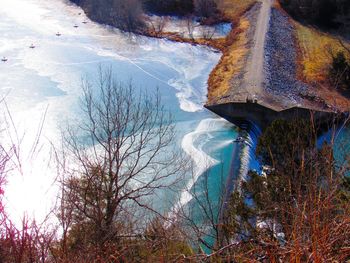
(147, 15), (231, 40)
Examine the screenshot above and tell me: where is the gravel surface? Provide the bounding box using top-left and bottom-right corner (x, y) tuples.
(228, 3), (261, 93)
(264, 8), (309, 106)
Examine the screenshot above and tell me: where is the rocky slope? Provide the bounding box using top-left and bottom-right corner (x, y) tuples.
(264, 8), (309, 107)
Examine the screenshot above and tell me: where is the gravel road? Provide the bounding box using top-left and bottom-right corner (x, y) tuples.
(243, 0), (273, 99)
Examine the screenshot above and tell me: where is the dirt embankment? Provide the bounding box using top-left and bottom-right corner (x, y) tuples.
(294, 24), (350, 112)
(263, 7), (344, 111)
(209, 0), (350, 113)
(206, 3), (260, 104)
(68, 0), (260, 103)
(69, 0), (350, 113)
(207, 0), (278, 108)
(208, 0), (329, 112)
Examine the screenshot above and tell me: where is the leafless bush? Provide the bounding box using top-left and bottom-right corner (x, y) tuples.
(0, 106), (57, 263)
(0, 217), (56, 263)
(184, 16), (196, 40)
(149, 16), (169, 36)
(111, 0), (146, 33)
(200, 27), (215, 40)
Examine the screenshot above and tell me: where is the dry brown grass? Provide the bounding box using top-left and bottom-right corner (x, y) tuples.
(147, 31), (227, 51)
(294, 23), (350, 110)
(206, 0), (257, 103)
(146, 0), (257, 105)
(295, 23), (350, 83)
(207, 17), (250, 102)
(219, 0), (257, 21)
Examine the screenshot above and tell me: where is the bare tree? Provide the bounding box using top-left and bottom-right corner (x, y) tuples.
(149, 16), (169, 36)
(200, 27), (215, 40)
(0, 216), (56, 263)
(184, 16), (195, 40)
(58, 67), (184, 250)
(111, 0), (145, 33)
(0, 104), (58, 263)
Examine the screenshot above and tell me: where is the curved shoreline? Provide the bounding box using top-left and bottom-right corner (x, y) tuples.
(65, 0), (251, 204)
(66, 0), (346, 228)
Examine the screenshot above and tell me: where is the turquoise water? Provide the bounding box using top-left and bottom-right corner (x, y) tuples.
(333, 127), (350, 173)
(187, 136), (236, 252)
(317, 125), (350, 171)
(0, 0), (237, 225)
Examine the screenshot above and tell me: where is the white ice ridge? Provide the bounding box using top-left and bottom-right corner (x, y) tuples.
(168, 118), (230, 220)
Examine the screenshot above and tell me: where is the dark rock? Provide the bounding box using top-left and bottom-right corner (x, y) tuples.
(264, 8), (309, 105)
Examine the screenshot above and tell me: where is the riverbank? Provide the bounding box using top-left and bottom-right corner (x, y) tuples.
(66, 0), (258, 97)
(151, 2), (350, 126)
(67, 0), (350, 116)
(207, 1), (349, 131)
(1, 0), (237, 225)
(66, 0), (348, 226)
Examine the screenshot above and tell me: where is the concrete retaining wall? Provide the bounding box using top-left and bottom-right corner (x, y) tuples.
(206, 102), (337, 130)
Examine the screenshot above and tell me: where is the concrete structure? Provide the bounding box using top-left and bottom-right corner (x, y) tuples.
(206, 102), (338, 130)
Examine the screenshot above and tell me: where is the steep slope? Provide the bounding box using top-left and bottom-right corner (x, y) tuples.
(208, 0), (350, 113)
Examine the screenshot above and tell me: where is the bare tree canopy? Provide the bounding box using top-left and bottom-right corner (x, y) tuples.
(70, 0), (146, 33)
(194, 0), (218, 19)
(111, 0), (145, 32)
(58, 67), (184, 247)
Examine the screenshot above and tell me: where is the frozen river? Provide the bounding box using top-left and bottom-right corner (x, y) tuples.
(0, 0), (237, 222)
